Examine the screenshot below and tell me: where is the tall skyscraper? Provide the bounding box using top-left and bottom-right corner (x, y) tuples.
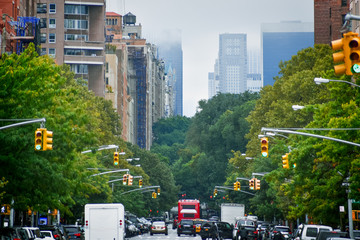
(218, 33), (247, 94)
(157, 29), (183, 116)
(261, 21), (314, 87)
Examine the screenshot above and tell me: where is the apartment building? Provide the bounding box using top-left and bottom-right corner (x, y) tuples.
(314, 0), (348, 44)
(37, 0), (105, 97)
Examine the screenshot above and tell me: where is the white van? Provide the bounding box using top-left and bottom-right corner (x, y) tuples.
(295, 224), (333, 240)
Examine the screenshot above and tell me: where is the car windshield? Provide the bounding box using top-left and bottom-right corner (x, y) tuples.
(41, 231), (52, 237)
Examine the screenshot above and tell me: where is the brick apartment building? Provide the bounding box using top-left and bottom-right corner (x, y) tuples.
(314, 0), (349, 44)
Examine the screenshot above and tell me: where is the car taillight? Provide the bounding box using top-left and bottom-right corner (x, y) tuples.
(74, 233), (81, 237)
(54, 234), (59, 239)
(193, 225), (196, 229)
(179, 225), (181, 228)
(254, 231), (258, 234)
(14, 238), (21, 240)
(289, 232), (292, 234)
(273, 231), (278, 233)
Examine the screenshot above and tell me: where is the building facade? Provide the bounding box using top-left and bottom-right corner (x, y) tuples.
(314, 0), (349, 44)
(218, 33), (248, 94)
(261, 21), (314, 87)
(37, 0), (106, 97)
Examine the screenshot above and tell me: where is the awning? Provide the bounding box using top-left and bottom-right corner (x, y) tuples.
(180, 209), (197, 214)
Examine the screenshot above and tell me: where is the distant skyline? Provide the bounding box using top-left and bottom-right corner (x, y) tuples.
(106, 0), (314, 117)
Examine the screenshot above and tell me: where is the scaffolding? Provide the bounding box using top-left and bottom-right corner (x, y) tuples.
(129, 47), (147, 149)
(12, 17), (40, 55)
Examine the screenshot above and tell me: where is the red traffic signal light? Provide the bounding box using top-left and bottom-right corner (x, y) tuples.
(260, 137), (269, 157)
(123, 174), (127, 185)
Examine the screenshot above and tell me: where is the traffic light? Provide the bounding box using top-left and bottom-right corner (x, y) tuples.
(128, 175), (133, 186)
(139, 179), (143, 188)
(234, 182), (237, 191)
(152, 192), (157, 199)
(237, 181), (241, 191)
(331, 31), (360, 75)
(349, 34), (360, 74)
(260, 137), (268, 157)
(123, 174), (127, 185)
(255, 179), (261, 190)
(282, 153), (289, 169)
(157, 188), (161, 195)
(234, 181), (240, 191)
(113, 152), (119, 166)
(43, 129), (53, 151)
(214, 189), (218, 196)
(35, 128), (44, 151)
(249, 178), (254, 190)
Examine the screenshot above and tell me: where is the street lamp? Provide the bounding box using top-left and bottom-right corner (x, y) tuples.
(292, 105), (305, 111)
(314, 77), (360, 88)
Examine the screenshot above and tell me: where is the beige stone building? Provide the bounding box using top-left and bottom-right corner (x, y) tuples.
(37, 0), (106, 97)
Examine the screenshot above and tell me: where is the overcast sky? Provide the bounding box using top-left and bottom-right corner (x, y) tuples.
(106, 0), (314, 117)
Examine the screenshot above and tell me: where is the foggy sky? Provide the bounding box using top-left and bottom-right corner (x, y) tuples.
(106, 0), (314, 117)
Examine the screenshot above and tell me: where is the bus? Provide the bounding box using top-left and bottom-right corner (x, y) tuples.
(177, 199), (200, 222)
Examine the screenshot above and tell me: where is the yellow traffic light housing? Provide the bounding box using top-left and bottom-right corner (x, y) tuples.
(152, 192), (157, 199)
(282, 153), (289, 169)
(128, 175), (133, 186)
(139, 179), (143, 188)
(237, 181), (241, 191)
(113, 152), (119, 166)
(260, 137), (268, 157)
(35, 129), (44, 151)
(157, 188), (161, 195)
(331, 31), (360, 75)
(249, 178), (255, 190)
(214, 188), (218, 196)
(43, 129), (53, 151)
(123, 174), (127, 185)
(234, 182), (237, 191)
(255, 179), (261, 190)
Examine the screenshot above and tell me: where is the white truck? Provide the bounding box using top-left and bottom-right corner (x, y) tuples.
(220, 203), (245, 225)
(84, 203), (125, 240)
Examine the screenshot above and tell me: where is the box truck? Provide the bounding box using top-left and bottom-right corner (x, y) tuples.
(84, 203), (125, 240)
(220, 203), (245, 225)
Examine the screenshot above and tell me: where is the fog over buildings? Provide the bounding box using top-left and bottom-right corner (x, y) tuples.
(106, 0), (314, 116)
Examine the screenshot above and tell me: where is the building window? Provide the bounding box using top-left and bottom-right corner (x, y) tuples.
(49, 18), (56, 28)
(64, 19), (88, 30)
(37, 3), (47, 13)
(39, 18), (47, 28)
(40, 48), (47, 56)
(106, 62), (109, 73)
(341, 0), (347, 7)
(48, 48), (56, 58)
(65, 34), (88, 41)
(40, 33), (46, 43)
(69, 64), (88, 74)
(49, 3), (56, 13)
(64, 5), (88, 15)
(49, 33), (56, 43)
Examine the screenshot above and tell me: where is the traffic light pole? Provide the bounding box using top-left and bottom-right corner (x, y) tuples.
(120, 185), (160, 195)
(0, 118), (46, 130)
(81, 145), (122, 154)
(215, 186), (255, 196)
(262, 127), (356, 237)
(261, 128), (360, 147)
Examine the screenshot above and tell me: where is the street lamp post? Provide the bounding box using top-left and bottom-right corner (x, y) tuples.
(314, 77), (360, 88)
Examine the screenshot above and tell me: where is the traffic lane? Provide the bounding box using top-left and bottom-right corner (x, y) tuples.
(128, 226), (202, 239)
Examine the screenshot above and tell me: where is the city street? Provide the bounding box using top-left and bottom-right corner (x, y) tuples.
(128, 226), (202, 240)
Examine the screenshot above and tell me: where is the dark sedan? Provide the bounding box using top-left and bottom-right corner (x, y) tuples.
(177, 219), (196, 237)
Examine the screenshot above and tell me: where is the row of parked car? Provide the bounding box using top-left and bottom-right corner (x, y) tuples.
(0, 225), (84, 240)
